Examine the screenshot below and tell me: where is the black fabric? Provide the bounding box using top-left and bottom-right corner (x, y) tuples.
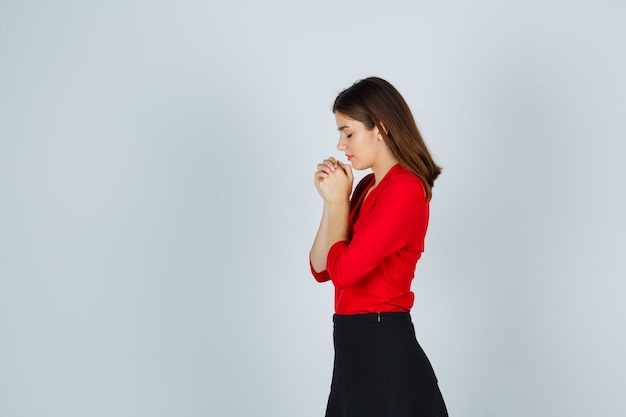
(325, 313), (448, 417)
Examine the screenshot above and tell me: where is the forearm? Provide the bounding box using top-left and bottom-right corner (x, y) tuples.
(327, 201), (350, 248)
(310, 204), (331, 272)
(310, 200), (350, 272)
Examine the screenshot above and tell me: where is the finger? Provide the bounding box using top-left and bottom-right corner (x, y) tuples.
(315, 170), (329, 181)
(317, 163), (334, 174)
(319, 158), (337, 168)
(344, 163), (354, 181)
(337, 160), (350, 175)
(324, 159), (338, 171)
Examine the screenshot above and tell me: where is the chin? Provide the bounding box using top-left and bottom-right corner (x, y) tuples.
(350, 161), (363, 170)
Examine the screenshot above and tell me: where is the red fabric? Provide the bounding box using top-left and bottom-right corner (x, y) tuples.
(310, 164), (430, 314)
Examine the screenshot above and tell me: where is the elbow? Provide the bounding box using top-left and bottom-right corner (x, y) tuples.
(310, 261), (331, 283)
(314, 274), (330, 283)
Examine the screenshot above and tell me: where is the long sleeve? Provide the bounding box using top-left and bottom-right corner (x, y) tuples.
(310, 258), (331, 282)
(326, 177), (426, 289)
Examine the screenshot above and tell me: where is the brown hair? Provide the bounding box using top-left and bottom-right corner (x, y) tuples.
(333, 77), (441, 201)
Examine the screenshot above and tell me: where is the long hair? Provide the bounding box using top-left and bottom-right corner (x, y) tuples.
(333, 77), (441, 201)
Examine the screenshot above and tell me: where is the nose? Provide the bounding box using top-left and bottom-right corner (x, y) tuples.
(337, 136), (347, 151)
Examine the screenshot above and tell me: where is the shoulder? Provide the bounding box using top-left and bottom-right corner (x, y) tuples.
(382, 165), (426, 202)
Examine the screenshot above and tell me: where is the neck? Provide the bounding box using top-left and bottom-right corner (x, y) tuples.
(371, 156), (399, 186)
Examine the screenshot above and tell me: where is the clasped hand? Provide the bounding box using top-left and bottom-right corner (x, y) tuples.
(314, 156), (354, 204)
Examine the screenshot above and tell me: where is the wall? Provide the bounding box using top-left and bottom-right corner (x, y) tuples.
(1, 1), (625, 416)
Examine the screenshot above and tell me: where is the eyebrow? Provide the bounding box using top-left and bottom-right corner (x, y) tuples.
(337, 126), (350, 131)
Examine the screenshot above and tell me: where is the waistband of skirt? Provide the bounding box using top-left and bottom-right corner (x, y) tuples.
(333, 312), (411, 324)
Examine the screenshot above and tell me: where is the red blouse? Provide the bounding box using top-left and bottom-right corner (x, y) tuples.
(310, 164), (430, 315)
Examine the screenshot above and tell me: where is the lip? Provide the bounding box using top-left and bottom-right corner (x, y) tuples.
(346, 155), (353, 161)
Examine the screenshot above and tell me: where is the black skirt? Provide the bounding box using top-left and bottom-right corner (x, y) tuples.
(325, 312), (448, 417)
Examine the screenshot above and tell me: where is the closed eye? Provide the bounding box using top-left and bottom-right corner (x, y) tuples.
(347, 134), (352, 138)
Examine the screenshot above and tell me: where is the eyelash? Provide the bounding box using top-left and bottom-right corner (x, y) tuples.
(347, 134), (352, 138)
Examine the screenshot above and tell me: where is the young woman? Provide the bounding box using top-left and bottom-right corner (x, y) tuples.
(310, 77), (448, 417)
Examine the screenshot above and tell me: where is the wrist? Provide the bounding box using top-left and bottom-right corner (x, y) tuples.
(327, 198), (350, 208)
(327, 202), (350, 244)
(327, 201), (350, 225)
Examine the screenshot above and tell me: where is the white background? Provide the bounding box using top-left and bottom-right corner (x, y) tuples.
(1, 1), (625, 416)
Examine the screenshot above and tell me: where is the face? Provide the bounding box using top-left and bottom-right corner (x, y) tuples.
(335, 112), (384, 170)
